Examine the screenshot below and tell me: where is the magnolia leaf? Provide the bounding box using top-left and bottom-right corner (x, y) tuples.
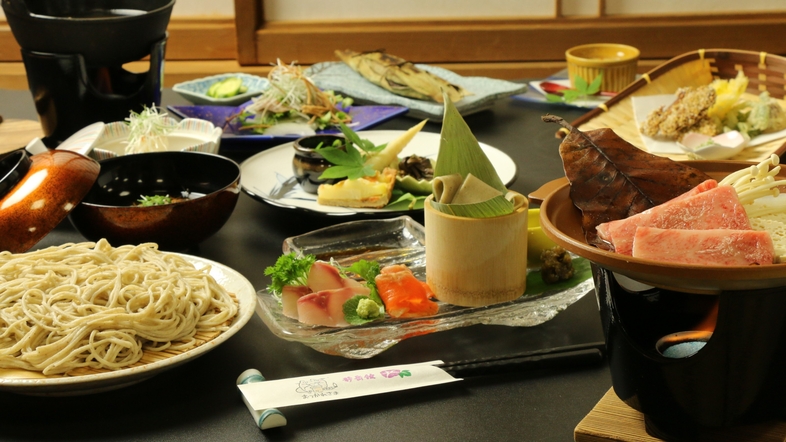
(435, 92), (506, 194)
(542, 115), (712, 247)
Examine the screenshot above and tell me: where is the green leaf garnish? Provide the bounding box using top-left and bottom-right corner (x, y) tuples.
(344, 260), (383, 306)
(524, 257), (591, 295)
(315, 123), (387, 180)
(263, 253), (316, 296)
(137, 195), (172, 206)
(385, 191), (427, 210)
(343, 295), (383, 325)
(546, 73), (604, 104)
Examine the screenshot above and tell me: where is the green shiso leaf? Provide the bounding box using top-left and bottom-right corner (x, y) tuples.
(434, 91), (506, 194)
(343, 295), (383, 325)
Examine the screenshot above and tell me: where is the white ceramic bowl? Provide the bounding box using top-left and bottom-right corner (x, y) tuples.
(89, 117), (222, 160)
(173, 72), (268, 105)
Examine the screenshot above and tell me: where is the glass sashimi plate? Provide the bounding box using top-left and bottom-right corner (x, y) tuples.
(166, 102), (409, 150)
(254, 216), (594, 358)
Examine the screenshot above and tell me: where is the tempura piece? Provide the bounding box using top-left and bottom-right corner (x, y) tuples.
(641, 86), (717, 140)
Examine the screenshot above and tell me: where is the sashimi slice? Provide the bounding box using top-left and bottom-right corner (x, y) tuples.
(376, 265), (439, 318)
(281, 285), (312, 319)
(596, 179), (719, 243)
(596, 184), (750, 255)
(297, 286), (371, 327)
(631, 227), (775, 266)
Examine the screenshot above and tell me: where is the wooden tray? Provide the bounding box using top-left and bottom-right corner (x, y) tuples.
(575, 389), (786, 442)
(561, 49), (786, 163)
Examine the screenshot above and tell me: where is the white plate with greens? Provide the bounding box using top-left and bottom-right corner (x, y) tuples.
(239, 130), (518, 216)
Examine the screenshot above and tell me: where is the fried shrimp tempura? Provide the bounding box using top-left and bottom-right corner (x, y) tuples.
(642, 86), (718, 140)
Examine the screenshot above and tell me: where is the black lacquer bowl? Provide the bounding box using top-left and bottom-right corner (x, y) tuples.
(531, 160), (786, 440)
(69, 151), (240, 251)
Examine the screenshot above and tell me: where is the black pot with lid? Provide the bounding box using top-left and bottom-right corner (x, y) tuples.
(2, 0), (175, 147)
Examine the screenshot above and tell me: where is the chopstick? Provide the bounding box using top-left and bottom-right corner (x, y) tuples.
(438, 341), (606, 378)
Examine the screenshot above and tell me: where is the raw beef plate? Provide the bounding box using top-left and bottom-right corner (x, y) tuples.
(596, 182), (751, 255)
(631, 227), (775, 266)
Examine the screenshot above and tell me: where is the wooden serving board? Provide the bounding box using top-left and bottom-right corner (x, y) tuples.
(575, 389), (786, 442)
(0, 118), (43, 155)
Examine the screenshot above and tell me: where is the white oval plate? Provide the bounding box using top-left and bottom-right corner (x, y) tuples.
(239, 130), (518, 216)
(0, 254), (255, 396)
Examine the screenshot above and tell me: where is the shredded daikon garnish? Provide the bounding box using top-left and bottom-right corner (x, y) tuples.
(124, 105), (174, 154)
(232, 60), (352, 134)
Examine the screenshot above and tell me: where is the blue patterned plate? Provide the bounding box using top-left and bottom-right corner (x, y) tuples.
(307, 62), (528, 121)
(172, 73), (269, 106)
(167, 102), (409, 150)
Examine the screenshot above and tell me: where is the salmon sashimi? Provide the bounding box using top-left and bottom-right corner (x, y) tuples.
(631, 227), (775, 266)
(596, 184), (750, 255)
(375, 265), (439, 318)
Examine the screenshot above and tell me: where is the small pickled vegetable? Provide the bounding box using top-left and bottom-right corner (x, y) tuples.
(206, 77), (248, 98)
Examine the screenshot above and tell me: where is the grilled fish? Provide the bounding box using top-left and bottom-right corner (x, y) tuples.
(335, 49), (471, 103)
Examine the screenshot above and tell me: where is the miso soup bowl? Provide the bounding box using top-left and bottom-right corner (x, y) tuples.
(69, 151), (240, 251)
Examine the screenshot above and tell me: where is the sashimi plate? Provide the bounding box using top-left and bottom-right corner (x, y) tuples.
(167, 102), (409, 150)
(254, 216), (594, 358)
(535, 160), (786, 294)
(239, 130), (518, 216)
(0, 254), (256, 396)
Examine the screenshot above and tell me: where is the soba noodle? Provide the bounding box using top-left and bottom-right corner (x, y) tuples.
(0, 240), (238, 375)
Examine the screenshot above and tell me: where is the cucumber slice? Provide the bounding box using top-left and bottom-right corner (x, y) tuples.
(206, 81), (222, 97)
(212, 77), (244, 98)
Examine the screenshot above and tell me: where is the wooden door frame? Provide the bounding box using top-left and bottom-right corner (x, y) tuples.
(233, 0), (786, 79)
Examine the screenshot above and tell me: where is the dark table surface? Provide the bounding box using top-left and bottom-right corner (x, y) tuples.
(0, 88), (611, 442)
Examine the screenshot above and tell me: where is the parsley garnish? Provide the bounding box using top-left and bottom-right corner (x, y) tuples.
(263, 253), (316, 296)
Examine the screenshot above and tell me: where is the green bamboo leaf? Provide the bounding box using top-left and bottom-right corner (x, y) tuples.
(435, 92), (506, 194)
(430, 194), (513, 218)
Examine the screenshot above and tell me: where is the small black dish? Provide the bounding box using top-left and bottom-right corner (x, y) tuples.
(292, 134), (345, 194)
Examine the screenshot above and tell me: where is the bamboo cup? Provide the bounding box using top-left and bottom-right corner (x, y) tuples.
(424, 193), (529, 307)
